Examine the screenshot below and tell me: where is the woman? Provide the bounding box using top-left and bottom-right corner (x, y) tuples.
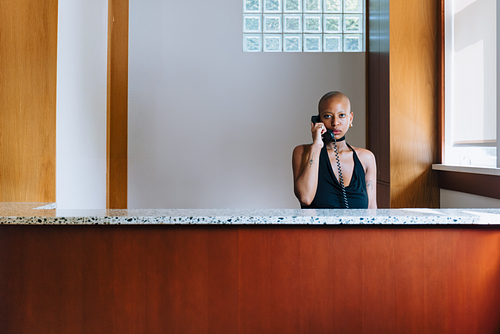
(292, 91), (377, 209)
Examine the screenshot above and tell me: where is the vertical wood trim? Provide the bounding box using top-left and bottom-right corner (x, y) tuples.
(366, 0), (391, 208)
(438, 0), (445, 164)
(107, 0), (129, 209)
(389, 0), (440, 208)
(0, 0), (58, 202)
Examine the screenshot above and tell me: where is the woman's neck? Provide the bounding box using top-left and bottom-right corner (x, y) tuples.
(325, 140), (349, 152)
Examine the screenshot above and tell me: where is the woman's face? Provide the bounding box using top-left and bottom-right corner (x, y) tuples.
(319, 97), (353, 139)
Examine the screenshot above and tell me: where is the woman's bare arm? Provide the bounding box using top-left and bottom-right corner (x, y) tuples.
(357, 149), (377, 209)
(292, 122), (325, 206)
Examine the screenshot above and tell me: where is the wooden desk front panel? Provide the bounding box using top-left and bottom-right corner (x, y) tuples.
(1, 226), (499, 334)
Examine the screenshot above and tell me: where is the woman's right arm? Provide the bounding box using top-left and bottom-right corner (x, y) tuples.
(292, 123), (325, 206)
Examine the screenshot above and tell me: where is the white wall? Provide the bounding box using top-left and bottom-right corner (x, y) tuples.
(440, 189), (500, 208)
(128, 0), (366, 209)
(56, 0), (107, 209)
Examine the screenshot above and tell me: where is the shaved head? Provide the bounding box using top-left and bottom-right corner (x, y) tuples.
(318, 91), (350, 113)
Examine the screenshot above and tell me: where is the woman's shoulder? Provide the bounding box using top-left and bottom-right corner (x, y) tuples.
(350, 146), (376, 166)
(293, 143), (312, 155)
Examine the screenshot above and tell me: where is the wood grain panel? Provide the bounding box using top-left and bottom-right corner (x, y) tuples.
(377, 180), (390, 209)
(389, 0), (439, 208)
(269, 228), (301, 334)
(2, 226), (500, 333)
(367, 0), (391, 206)
(330, 228), (363, 333)
(238, 227), (272, 333)
(393, 229), (427, 333)
(110, 227), (150, 333)
(207, 227), (239, 334)
(81, 227), (115, 333)
(299, 228), (334, 333)
(438, 0), (445, 164)
(107, 0), (129, 209)
(0, 0), (57, 202)
(437, 170), (500, 200)
(423, 228), (457, 333)
(361, 228), (397, 332)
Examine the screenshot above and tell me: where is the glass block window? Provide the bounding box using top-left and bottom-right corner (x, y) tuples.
(243, 0), (364, 52)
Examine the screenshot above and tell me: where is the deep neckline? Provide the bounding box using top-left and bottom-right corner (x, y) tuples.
(324, 144), (357, 188)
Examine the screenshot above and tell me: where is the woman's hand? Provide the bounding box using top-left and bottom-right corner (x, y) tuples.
(311, 122), (326, 148)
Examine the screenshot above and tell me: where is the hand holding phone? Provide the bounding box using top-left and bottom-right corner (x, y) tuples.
(311, 115), (334, 142)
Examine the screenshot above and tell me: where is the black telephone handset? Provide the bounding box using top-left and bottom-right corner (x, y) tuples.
(311, 115), (335, 142)
(311, 115), (349, 208)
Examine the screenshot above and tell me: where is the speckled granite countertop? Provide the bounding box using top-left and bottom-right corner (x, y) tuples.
(1, 203), (500, 225)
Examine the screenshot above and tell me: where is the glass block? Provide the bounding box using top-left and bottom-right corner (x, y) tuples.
(324, 34), (342, 51)
(243, 34), (262, 52)
(284, 0), (301, 12)
(264, 0), (281, 12)
(284, 15), (302, 32)
(344, 0), (362, 13)
(263, 34), (282, 51)
(304, 0), (321, 12)
(343, 34), (362, 52)
(264, 15), (282, 32)
(283, 34), (302, 51)
(324, 14), (341, 33)
(344, 14), (362, 33)
(324, 0), (341, 12)
(304, 34), (322, 51)
(304, 15), (322, 33)
(243, 15), (262, 32)
(244, 0), (262, 12)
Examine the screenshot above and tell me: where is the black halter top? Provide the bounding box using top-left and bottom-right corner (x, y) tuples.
(301, 143), (369, 209)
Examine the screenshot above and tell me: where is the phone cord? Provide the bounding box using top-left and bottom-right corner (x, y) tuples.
(332, 138), (349, 209)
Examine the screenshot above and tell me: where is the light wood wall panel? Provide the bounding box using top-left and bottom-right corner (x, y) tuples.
(389, 0), (439, 208)
(367, 0), (440, 208)
(0, 0), (58, 202)
(107, 0), (129, 209)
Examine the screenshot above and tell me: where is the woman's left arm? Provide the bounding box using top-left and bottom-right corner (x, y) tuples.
(359, 149), (377, 209)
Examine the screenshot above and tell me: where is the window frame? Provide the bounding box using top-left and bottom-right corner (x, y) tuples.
(436, 0), (500, 199)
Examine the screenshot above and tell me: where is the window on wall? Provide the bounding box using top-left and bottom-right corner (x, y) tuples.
(243, 0), (365, 52)
(443, 0), (499, 168)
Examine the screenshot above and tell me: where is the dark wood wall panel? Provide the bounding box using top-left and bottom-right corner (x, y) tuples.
(438, 170), (500, 200)
(269, 229), (301, 333)
(367, 0), (391, 207)
(238, 229), (272, 333)
(0, 0), (57, 202)
(299, 229), (334, 332)
(330, 229), (363, 333)
(2, 226), (500, 334)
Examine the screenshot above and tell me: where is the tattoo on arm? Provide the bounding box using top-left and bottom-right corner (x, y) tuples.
(366, 180), (374, 190)
(309, 159), (314, 167)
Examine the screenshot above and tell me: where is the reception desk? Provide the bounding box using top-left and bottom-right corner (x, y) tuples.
(1, 204), (500, 333)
